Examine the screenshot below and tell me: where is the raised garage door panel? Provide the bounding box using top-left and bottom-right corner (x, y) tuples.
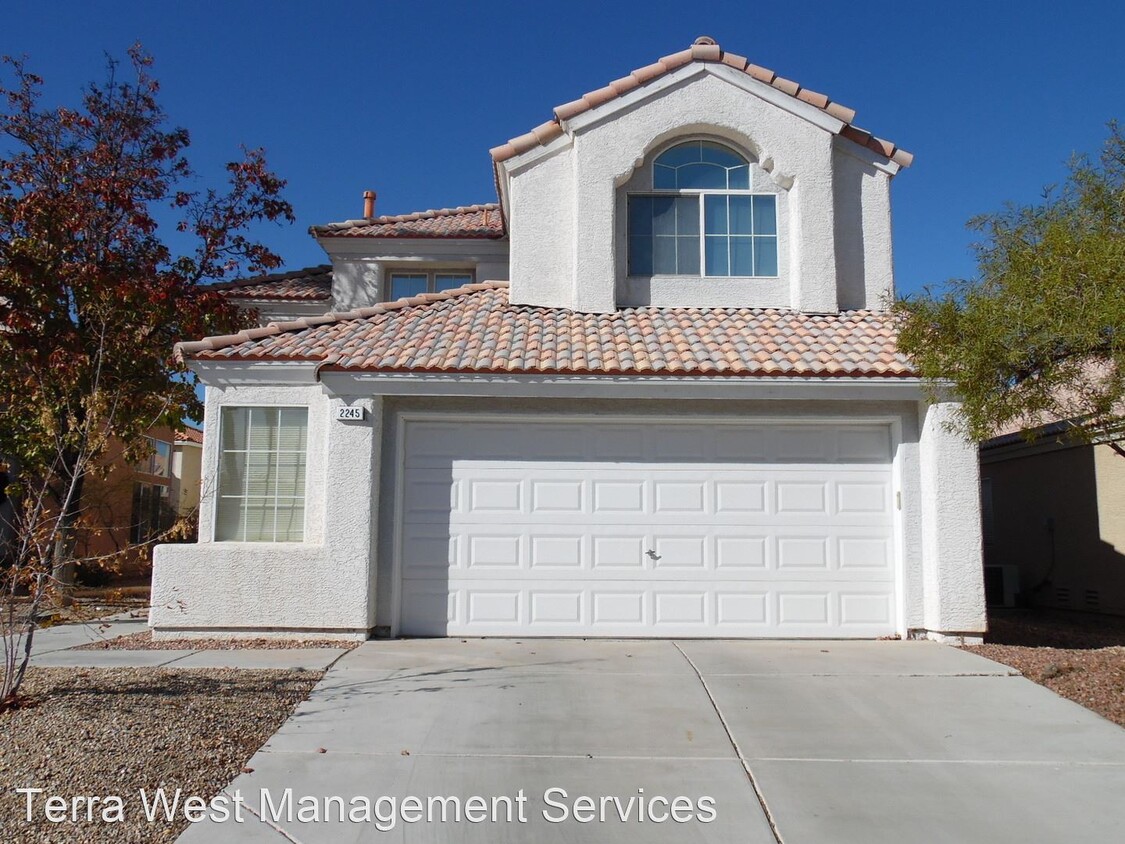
(399, 420), (897, 637)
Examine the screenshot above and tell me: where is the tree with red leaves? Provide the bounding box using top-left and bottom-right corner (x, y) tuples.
(0, 46), (293, 704)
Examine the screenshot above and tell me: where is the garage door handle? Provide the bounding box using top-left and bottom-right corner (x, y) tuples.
(645, 549), (662, 561)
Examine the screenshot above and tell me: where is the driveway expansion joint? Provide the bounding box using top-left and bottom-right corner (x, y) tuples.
(673, 641), (785, 844)
(226, 788), (304, 843)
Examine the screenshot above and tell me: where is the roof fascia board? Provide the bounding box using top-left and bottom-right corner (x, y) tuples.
(318, 237), (510, 259)
(832, 134), (902, 176)
(189, 360), (320, 386)
(231, 300), (329, 313)
(496, 63), (847, 175)
(499, 136), (574, 178)
(564, 63), (845, 139)
(319, 371), (924, 401)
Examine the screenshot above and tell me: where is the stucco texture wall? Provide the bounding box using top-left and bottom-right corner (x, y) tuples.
(150, 386), (383, 639)
(982, 442), (1125, 616)
(918, 402), (987, 637)
(505, 65), (896, 315)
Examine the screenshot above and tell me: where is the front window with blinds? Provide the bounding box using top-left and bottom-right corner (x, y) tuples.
(216, 407), (308, 542)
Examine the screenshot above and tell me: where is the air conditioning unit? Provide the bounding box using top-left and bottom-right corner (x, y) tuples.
(983, 565), (1020, 608)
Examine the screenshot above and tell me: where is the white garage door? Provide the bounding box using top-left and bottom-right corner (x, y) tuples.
(398, 419), (898, 638)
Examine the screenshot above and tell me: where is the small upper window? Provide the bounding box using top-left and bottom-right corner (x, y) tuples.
(388, 271), (473, 301)
(137, 437), (171, 478)
(629, 141), (778, 278)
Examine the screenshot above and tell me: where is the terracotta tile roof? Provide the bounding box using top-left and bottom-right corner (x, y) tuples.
(213, 265), (332, 301)
(180, 282), (914, 379)
(175, 426), (204, 445)
(310, 204), (504, 239)
(490, 36), (912, 169)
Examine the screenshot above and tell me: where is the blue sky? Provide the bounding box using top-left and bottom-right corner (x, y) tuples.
(4, 1), (1124, 297)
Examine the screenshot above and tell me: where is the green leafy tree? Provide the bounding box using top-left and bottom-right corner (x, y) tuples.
(0, 46), (293, 706)
(895, 123), (1125, 443)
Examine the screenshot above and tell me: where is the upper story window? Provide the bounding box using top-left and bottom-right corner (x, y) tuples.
(388, 271), (474, 301)
(628, 141), (778, 278)
(137, 437), (171, 478)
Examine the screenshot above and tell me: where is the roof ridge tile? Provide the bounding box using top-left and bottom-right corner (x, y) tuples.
(492, 37), (909, 167)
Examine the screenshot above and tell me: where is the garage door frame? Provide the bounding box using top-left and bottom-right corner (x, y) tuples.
(389, 411), (907, 638)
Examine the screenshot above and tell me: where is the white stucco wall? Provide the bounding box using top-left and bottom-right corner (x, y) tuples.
(503, 64), (898, 314)
(507, 147), (576, 309)
(151, 383), (984, 643)
(833, 143), (896, 311)
(150, 385), (384, 639)
(327, 240), (511, 311)
(918, 401), (987, 639)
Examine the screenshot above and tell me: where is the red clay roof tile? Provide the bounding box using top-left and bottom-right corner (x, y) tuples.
(181, 282), (915, 379)
(212, 265), (332, 301)
(311, 204), (504, 239)
(491, 36), (911, 168)
(175, 426), (204, 444)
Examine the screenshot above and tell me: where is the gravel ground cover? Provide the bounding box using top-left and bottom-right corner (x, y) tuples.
(964, 610), (1125, 728)
(0, 667), (321, 843)
(74, 630), (361, 651)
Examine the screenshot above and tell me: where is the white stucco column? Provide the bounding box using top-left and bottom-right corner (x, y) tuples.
(918, 401), (987, 641)
(571, 161), (618, 313)
(323, 394), (383, 632)
(790, 140), (839, 313)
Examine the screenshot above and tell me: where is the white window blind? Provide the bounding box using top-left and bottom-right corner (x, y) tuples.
(215, 407), (308, 542)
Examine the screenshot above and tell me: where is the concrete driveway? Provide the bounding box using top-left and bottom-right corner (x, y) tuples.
(179, 639), (1125, 843)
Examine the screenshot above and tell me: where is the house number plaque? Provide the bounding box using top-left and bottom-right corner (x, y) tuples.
(336, 406), (365, 421)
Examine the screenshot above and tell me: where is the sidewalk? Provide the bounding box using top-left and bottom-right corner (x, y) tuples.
(26, 611), (346, 671)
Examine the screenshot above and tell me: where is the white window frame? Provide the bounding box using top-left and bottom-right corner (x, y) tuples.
(213, 405), (309, 543)
(625, 138), (780, 280)
(386, 269), (475, 301)
(627, 187), (779, 279)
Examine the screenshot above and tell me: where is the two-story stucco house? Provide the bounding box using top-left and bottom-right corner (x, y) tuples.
(151, 37), (986, 643)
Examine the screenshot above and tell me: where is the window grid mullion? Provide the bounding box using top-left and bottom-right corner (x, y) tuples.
(240, 413), (251, 542)
(698, 196), (705, 276)
(272, 413), (281, 542)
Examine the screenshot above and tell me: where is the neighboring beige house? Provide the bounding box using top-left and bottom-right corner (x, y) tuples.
(151, 37), (986, 643)
(171, 426), (204, 521)
(980, 423), (1125, 616)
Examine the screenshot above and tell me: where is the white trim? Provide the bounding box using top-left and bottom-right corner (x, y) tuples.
(189, 361), (320, 385)
(567, 64), (846, 138)
(831, 134), (902, 177)
(210, 405), (311, 544)
(390, 412), (408, 636)
(497, 64), (846, 176)
(190, 361), (922, 399)
(389, 411), (904, 638)
(386, 269), (476, 300)
(889, 416), (907, 635)
(321, 371), (924, 401)
(317, 237), (509, 259)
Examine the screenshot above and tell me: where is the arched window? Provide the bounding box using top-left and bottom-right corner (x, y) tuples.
(628, 140), (778, 277)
